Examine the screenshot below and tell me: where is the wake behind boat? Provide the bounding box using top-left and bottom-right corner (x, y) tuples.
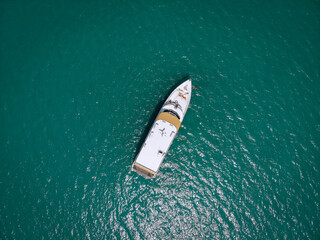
(132, 79), (192, 179)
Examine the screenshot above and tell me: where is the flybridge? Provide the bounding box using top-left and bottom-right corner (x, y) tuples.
(132, 79), (192, 179)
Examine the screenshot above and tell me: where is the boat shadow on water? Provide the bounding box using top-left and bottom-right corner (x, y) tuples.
(132, 75), (190, 164)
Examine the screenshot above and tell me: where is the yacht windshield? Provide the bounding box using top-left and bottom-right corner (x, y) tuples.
(163, 109), (180, 119)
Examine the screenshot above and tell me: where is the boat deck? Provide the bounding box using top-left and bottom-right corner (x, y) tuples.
(132, 79), (191, 179)
(134, 119), (177, 173)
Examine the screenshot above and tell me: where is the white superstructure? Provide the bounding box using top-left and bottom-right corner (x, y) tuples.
(132, 79), (192, 178)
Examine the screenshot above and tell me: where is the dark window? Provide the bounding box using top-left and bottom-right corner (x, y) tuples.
(163, 109), (180, 119)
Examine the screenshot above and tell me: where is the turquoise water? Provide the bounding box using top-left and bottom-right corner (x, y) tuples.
(1, 0), (320, 239)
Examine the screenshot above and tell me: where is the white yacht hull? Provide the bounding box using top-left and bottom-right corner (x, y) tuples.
(132, 79), (192, 179)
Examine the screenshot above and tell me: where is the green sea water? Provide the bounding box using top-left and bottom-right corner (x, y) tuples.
(1, 0), (320, 239)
